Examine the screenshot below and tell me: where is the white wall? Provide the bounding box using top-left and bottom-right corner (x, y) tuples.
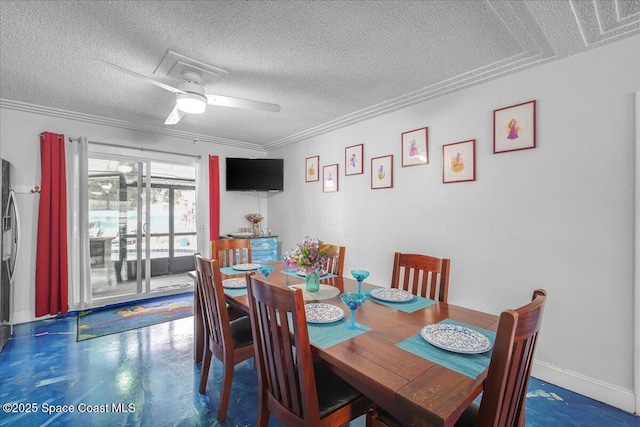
(0, 109), (266, 324)
(268, 36), (640, 412)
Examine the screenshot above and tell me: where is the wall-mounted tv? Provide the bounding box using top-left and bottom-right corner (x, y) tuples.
(225, 157), (284, 192)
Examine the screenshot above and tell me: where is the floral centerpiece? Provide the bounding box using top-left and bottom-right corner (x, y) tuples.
(285, 237), (337, 292)
(246, 213), (263, 236)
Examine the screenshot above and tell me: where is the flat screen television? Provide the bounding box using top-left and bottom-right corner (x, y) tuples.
(225, 157), (284, 192)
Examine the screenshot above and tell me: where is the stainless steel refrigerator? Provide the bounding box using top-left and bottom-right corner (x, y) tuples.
(1, 158), (19, 351)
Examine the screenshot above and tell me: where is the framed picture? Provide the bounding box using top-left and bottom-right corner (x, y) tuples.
(305, 156), (319, 182)
(323, 164), (339, 192)
(493, 100), (536, 153)
(345, 143), (364, 176)
(371, 155), (393, 189)
(443, 139), (476, 184)
(401, 127), (428, 166)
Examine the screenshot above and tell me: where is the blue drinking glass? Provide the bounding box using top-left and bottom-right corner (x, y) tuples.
(351, 270), (370, 294)
(257, 265), (275, 278)
(340, 292), (367, 330)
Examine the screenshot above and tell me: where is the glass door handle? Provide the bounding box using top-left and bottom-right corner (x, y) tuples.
(142, 223), (149, 234)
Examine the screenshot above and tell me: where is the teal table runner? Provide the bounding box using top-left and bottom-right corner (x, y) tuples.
(396, 319), (495, 379)
(286, 312), (370, 349)
(224, 287), (247, 297)
(307, 319), (370, 349)
(364, 288), (437, 313)
(220, 266), (251, 276)
(281, 270), (337, 280)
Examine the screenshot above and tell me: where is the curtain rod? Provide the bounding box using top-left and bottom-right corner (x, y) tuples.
(67, 137), (202, 160)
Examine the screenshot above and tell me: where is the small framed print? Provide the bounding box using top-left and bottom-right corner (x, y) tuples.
(371, 155), (393, 189)
(345, 143), (364, 176)
(401, 127), (428, 166)
(493, 100), (536, 153)
(323, 164), (339, 192)
(443, 139), (476, 184)
(305, 156), (319, 182)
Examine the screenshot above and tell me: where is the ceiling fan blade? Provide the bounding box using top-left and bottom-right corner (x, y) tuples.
(205, 94), (281, 113)
(164, 105), (185, 125)
(93, 59), (184, 94)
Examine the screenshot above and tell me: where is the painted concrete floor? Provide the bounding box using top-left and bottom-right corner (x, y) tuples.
(0, 315), (638, 427)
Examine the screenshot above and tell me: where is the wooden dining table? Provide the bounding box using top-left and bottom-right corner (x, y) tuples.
(190, 261), (499, 427)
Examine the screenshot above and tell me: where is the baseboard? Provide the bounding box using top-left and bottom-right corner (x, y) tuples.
(11, 309), (51, 325)
(532, 360), (637, 415)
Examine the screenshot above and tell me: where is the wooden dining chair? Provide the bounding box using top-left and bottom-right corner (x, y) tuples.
(211, 238), (252, 267)
(195, 255), (254, 422)
(391, 252), (451, 302)
(366, 289), (548, 427)
(246, 274), (372, 427)
(320, 243), (345, 276)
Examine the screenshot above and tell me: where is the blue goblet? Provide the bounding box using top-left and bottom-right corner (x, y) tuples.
(257, 265), (275, 278)
(340, 292), (367, 330)
(351, 270), (370, 294)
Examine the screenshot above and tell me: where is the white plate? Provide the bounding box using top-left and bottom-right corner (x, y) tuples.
(223, 278), (247, 289)
(369, 288), (414, 302)
(232, 263), (261, 271)
(228, 232), (254, 238)
(420, 324), (493, 354)
(304, 303), (344, 323)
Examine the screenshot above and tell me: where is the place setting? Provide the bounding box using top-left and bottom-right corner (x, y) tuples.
(396, 319), (496, 379)
(365, 286), (437, 313)
(301, 292), (371, 349)
(220, 262), (261, 276)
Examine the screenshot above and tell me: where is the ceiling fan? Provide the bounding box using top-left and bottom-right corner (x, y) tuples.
(94, 60), (281, 125)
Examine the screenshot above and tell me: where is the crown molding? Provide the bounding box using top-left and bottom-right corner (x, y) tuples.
(0, 99), (265, 152)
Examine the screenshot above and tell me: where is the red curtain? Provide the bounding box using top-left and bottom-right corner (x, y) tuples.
(208, 155), (220, 241)
(35, 132), (69, 316)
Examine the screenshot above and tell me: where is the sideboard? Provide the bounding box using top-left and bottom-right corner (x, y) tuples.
(223, 235), (280, 262)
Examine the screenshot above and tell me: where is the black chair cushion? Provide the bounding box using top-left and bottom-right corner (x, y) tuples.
(454, 402), (479, 427)
(314, 362), (363, 418)
(229, 316), (253, 348)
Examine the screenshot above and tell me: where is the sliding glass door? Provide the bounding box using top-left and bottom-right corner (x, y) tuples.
(87, 156), (196, 303)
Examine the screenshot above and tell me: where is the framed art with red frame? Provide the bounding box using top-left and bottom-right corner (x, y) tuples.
(323, 164), (339, 192)
(305, 156), (319, 182)
(371, 155), (393, 189)
(443, 139), (475, 184)
(493, 100), (536, 153)
(345, 144), (364, 176)
(401, 127), (428, 166)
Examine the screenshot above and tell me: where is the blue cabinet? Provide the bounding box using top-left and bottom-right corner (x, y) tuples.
(251, 237), (279, 262)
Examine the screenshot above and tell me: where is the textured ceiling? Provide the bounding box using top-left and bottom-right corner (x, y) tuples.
(1, 1), (638, 151)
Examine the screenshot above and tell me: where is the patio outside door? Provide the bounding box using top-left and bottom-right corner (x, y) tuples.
(88, 156), (196, 304)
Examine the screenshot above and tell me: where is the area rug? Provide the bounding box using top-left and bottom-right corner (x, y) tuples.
(77, 292), (193, 341)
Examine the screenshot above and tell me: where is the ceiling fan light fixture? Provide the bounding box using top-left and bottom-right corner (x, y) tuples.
(176, 92), (206, 114)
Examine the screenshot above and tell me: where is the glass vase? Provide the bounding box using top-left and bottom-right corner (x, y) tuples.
(305, 271), (320, 292)
(251, 223), (260, 236)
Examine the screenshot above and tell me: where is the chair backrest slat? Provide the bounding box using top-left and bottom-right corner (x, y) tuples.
(247, 275), (320, 425)
(477, 289), (547, 427)
(211, 239), (252, 268)
(391, 252), (450, 302)
(195, 256), (232, 351)
(320, 244), (346, 277)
